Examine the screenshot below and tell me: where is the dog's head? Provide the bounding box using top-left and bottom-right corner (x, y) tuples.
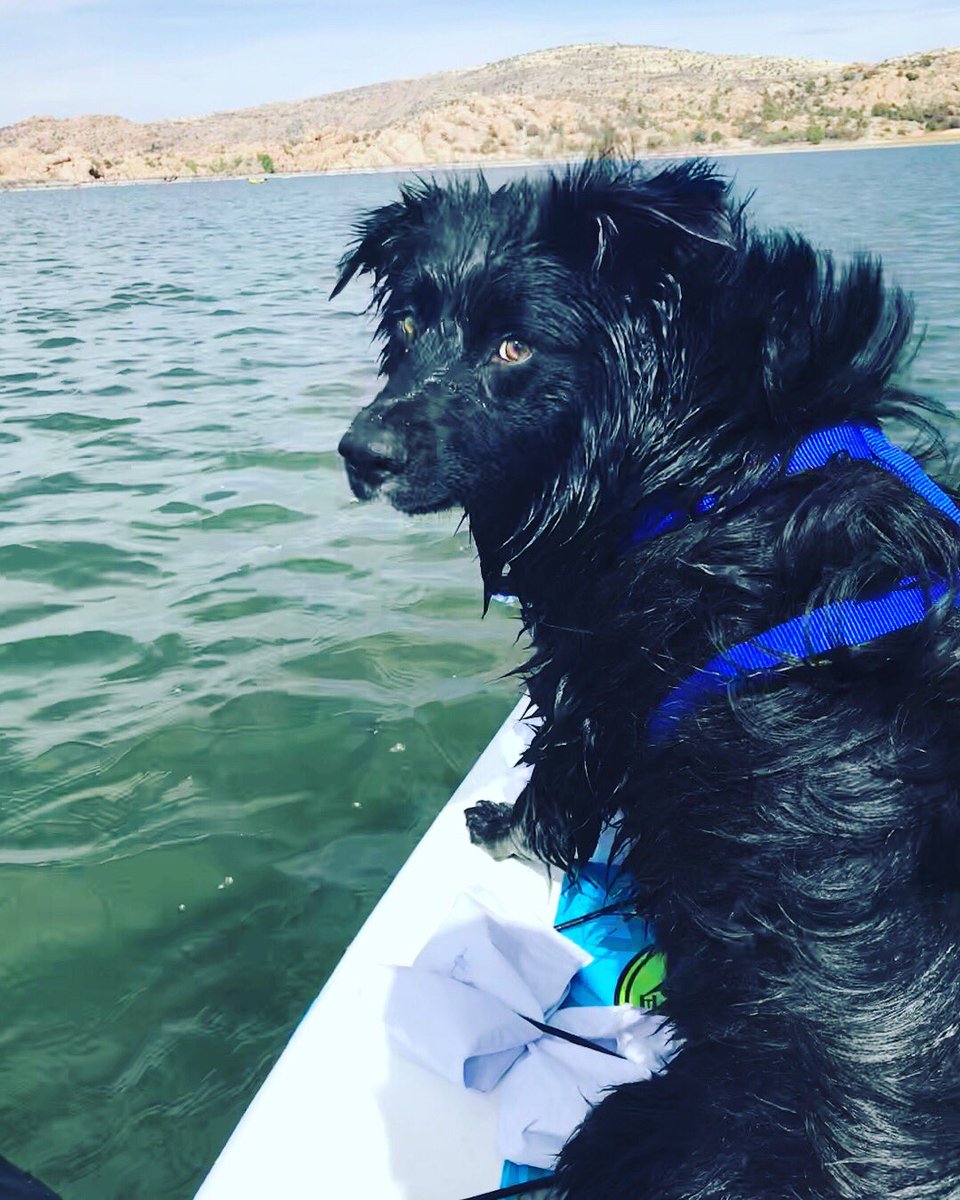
(334, 160), (733, 566)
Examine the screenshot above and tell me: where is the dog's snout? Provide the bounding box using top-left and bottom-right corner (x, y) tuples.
(338, 405), (407, 498)
(337, 426), (402, 471)
(338, 427), (405, 472)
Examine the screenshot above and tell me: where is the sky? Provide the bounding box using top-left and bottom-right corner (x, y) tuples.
(0, 0), (957, 128)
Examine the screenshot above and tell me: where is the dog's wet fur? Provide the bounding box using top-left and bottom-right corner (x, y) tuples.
(335, 160), (960, 1199)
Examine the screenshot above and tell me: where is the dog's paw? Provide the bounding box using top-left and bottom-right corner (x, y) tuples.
(465, 799), (513, 844)
(465, 800), (520, 860)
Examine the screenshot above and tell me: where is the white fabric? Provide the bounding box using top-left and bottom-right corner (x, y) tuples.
(413, 892), (591, 1017)
(497, 1005), (674, 1168)
(386, 967), (535, 1091)
(384, 893), (675, 1168)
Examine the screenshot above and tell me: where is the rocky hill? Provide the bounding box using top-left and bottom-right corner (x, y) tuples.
(1, 42), (958, 186)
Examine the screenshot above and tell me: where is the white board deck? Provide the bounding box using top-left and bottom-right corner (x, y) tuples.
(196, 697), (553, 1200)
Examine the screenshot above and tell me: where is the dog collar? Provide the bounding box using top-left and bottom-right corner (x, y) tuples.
(642, 422), (960, 742)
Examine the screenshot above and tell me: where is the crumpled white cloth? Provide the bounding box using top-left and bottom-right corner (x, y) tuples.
(384, 892), (675, 1168)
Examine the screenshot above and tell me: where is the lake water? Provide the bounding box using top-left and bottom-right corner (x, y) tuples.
(0, 143), (958, 1198)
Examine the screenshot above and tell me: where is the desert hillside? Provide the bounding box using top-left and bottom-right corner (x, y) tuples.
(1, 42), (958, 186)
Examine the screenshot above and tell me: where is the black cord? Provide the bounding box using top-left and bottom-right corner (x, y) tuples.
(553, 897), (636, 931)
(520, 1014), (624, 1059)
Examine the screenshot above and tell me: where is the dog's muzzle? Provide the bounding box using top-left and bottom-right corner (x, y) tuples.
(338, 404), (408, 499)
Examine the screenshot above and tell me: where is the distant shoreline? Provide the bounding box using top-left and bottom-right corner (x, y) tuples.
(3, 128), (958, 195)
(5, 42), (957, 193)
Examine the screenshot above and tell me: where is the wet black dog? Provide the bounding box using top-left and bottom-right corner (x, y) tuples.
(335, 160), (960, 1200)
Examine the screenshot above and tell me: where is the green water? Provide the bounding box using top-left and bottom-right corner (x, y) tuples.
(0, 145), (958, 1198)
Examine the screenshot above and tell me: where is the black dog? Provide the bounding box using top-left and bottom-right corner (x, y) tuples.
(335, 160), (960, 1200)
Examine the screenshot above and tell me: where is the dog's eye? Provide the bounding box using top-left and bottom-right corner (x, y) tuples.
(495, 338), (532, 365)
(398, 315), (418, 341)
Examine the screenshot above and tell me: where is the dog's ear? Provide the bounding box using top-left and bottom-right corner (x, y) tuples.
(539, 159), (734, 280)
(329, 200), (409, 299)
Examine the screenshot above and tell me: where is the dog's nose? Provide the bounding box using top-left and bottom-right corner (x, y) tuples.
(338, 411), (406, 486)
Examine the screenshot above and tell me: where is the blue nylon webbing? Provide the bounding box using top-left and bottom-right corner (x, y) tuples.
(648, 578), (956, 743)
(783, 423), (960, 524)
(641, 423), (960, 741)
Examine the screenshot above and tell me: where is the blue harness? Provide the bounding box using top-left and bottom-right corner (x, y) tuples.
(641, 422), (960, 742)
(487, 423), (960, 1199)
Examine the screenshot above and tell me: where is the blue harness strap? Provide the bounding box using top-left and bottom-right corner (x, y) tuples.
(643, 423), (960, 742)
(782, 423), (960, 525)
